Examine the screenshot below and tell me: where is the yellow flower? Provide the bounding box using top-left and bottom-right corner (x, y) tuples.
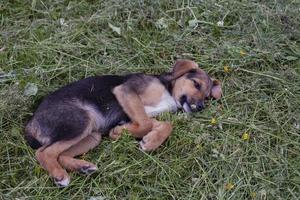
(240, 50), (246, 56)
(251, 192), (257, 198)
(225, 183), (234, 190)
(242, 132), (250, 141)
(223, 65), (230, 73)
(210, 117), (217, 125)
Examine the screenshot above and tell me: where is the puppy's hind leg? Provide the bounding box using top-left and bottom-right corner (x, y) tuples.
(35, 132), (90, 187)
(58, 131), (102, 175)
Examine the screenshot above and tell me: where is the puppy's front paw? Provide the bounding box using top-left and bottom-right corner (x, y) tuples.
(139, 130), (161, 152)
(139, 121), (172, 151)
(109, 126), (124, 140)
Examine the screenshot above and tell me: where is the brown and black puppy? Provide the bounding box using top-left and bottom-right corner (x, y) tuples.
(25, 60), (222, 187)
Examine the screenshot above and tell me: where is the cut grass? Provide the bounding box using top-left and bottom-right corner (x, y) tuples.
(0, 0), (300, 199)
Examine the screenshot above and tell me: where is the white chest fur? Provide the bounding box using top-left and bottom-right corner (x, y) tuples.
(144, 91), (178, 117)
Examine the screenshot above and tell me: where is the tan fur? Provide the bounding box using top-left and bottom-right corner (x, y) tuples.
(172, 76), (205, 104)
(35, 121), (94, 185)
(110, 119), (172, 151)
(140, 119), (172, 151)
(139, 81), (165, 106)
(58, 132), (101, 171)
(172, 60), (198, 79)
(112, 85), (153, 137)
(110, 81), (169, 139)
(172, 68), (220, 104)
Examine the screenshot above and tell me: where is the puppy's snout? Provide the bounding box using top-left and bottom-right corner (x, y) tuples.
(196, 101), (204, 111)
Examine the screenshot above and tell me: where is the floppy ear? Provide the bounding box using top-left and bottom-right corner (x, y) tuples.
(211, 79), (222, 100)
(171, 60), (198, 79)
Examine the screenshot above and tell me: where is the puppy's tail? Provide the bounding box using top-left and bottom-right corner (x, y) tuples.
(24, 122), (42, 149)
(24, 133), (42, 149)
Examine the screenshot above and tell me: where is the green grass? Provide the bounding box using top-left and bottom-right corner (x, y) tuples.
(1, 0), (300, 199)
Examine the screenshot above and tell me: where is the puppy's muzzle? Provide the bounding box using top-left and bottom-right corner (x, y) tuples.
(180, 95), (205, 113)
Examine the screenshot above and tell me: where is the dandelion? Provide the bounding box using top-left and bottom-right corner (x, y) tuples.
(210, 117), (217, 125)
(225, 182), (234, 190)
(223, 65), (230, 73)
(240, 50), (247, 56)
(251, 192), (257, 198)
(242, 132), (250, 141)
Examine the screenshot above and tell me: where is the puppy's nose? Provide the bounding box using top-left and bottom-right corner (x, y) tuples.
(196, 101), (205, 111)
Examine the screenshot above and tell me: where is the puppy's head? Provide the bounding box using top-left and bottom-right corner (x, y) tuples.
(170, 60), (222, 113)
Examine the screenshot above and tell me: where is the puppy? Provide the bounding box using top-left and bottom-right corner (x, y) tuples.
(25, 60), (222, 187)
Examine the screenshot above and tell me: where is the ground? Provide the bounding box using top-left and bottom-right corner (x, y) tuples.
(0, 0), (299, 199)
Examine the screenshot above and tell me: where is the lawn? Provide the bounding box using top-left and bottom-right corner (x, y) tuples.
(0, 0), (299, 199)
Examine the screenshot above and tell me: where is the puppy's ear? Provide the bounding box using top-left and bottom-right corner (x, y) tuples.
(171, 60), (198, 79)
(211, 79), (222, 100)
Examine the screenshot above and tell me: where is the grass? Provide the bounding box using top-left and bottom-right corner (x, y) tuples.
(0, 0), (300, 199)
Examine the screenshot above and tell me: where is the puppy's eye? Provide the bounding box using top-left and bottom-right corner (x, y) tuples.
(192, 80), (201, 90)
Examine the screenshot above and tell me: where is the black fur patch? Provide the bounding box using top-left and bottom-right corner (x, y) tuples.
(24, 133), (42, 149)
(121, 73), (155, 94)
(186, 71), (201, 79)
(157, 73), (173, 93)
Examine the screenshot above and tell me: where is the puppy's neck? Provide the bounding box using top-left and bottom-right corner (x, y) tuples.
(157, 73), (174, 94)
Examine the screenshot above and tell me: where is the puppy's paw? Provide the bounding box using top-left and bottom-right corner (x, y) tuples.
(79, 164), (98, 175)
(109, 126), (124, 140)
(53, 172), (70, 187)
(139, 130), (161, 152)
